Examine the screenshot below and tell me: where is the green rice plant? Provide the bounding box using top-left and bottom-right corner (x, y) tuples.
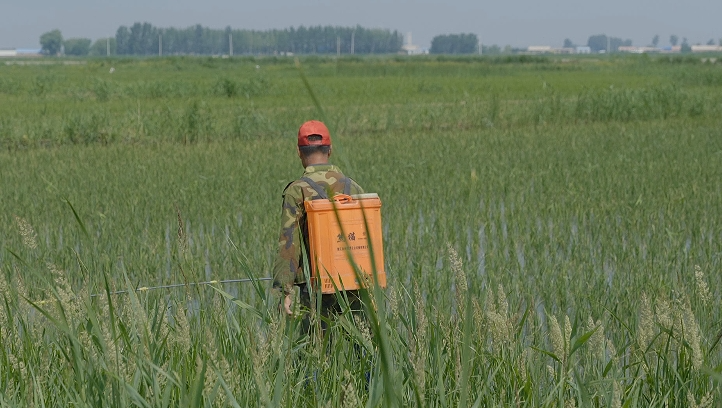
(0, 77), (22, 95)
(178, 100), (213, 144)
(31, 74), (56, 97)
(574, 85), (684, 122)
(240, 76), (272, 99)
(214, 77), (239, 98)
(91, 77), (113, 102)
(62, 110), (115, 145)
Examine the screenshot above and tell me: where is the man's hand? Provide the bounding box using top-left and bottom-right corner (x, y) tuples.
(283, 294), (293, 315)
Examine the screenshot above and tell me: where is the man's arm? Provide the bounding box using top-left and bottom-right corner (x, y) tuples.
(272, 185), (303, 308)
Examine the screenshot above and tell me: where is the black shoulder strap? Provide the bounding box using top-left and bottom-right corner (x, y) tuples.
(300, 177), (329, 200)
(342, 177), (351, 195)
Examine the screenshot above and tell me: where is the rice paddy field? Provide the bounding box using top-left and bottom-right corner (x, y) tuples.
(1, 54), (721, 407)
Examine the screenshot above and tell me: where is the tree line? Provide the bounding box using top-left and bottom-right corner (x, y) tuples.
(39, 26), (722, 57)
(39, 23), (403, 56)
(430, 34), (478, 54)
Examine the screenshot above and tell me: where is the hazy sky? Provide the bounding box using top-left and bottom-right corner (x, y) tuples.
(1, 0), (720, 49)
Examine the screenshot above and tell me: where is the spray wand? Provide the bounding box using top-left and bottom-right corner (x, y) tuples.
(90, 277), (273, 297)
(30, 277), (273, 305)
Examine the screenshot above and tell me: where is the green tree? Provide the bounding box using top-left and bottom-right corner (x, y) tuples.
(681, 38), (691, 53)
(115, 26), (130, 54)
(64, 38), (91, 56)
(40, 29), (63, 56)
(482, 44), (501, 55)
(706, 39), (715, 46)
(112, 23), (402, 55)
(652, 34), (659, 47)
(587, 34), (607, 52)
(89, 38), (117, 56)
(563, 38), (575, 48)
(670, 35), (679, 46)
(616, 38), (633, 49)
(587, 34), (631, 53)
(430, 33), (478, 54)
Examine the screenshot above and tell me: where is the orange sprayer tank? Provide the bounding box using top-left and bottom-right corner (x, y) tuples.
(304, 193), (386, 294)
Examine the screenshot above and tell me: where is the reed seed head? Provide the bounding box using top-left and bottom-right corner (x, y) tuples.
(342, 369), (361, 408)
(606, 339), (617, 359)
(694, 265), (710, 305)
(687, 390), (714, 408)
(586, 316), (605, 360)
(655, 297), (672, 330)
(611, 381), (622, 408)
(14, 215), (38, 250)
(681, 297), (703, 369)
(354, 314), (372, 345)
(549, 315), (565, 362)
(637, 293), (654, 349)
(47, 262), (81, 323)
(497, 284), (508, 315)
(447, 244), (467, 294)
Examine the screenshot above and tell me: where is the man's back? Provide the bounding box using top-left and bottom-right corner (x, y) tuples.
(273, 164), (364, 296)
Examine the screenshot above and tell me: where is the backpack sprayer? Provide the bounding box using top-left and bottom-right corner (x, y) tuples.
(304, 191), (386, 293)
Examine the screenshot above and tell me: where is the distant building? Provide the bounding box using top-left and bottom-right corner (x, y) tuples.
(618, 46), (660, 53)
(400, 43), (422, 55)
(576, 46), (591, 54)
(691, 45), (722, 53)
(527, 45), (552, 53)
(0, 48), (18, 57)
(526, 46), (576, 55)
(0, 48), (42, 57)
(400, 32), (427, 55)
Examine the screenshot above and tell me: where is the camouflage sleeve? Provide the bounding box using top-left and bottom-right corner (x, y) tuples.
(272, 184), (304, 296)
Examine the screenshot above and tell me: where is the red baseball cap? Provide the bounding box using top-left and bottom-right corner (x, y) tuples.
(297, 120), (331, 146)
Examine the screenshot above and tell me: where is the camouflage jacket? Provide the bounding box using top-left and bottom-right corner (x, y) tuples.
(272, 164), (364, 295)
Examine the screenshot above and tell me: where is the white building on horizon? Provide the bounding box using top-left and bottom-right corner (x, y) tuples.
(691, 45), (722, 52)
(0, 48), (17, 57)
(0, 48), (42, 57)
(576, 46), (591, 54)
(401, 32), (427, 55)
(527, 45), (552, 53)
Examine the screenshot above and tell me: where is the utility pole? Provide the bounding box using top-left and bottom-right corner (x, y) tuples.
(479, 37), (482, 55)
(159, 34), (162, 56)
(351, 31), (355, 55)
(607, 36), (610, 54)
(106, 38), (110, 56)
(229, 34), (233, 56)
(337, 36), (340, 56)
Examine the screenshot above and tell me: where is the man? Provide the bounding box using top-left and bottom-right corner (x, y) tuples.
(272, 120), (364, 328)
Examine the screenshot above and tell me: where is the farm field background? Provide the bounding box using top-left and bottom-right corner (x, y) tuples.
(1, 55), (721, 406)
